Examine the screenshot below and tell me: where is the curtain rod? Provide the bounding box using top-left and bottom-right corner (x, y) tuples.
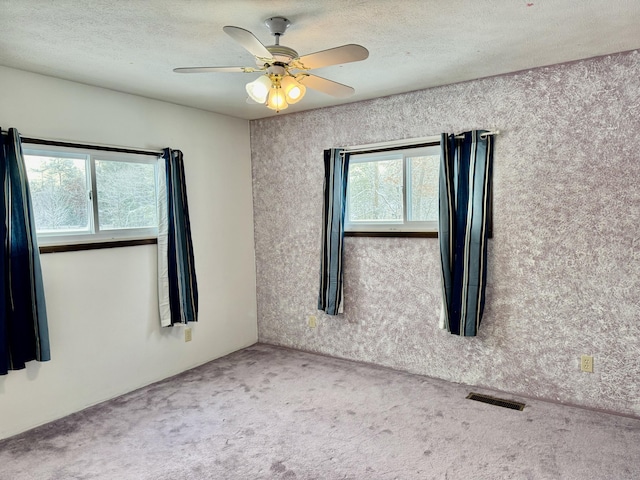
(342, 130), (500, 155)
(0, 129), (163, 157)
(456, 129), (500, 139)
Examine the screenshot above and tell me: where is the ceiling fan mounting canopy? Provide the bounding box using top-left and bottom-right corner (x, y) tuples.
(173, 15), (369, 111)
(264, 16), (291, 38)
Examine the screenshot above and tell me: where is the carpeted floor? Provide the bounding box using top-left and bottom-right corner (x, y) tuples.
(1, 344), (640, 479)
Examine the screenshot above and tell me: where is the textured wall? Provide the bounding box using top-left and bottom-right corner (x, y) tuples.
(250, 50), (640, 416)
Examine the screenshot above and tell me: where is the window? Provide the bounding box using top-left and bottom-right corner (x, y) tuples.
(345, 145), (440, 234)
(23, 145), (158, 246)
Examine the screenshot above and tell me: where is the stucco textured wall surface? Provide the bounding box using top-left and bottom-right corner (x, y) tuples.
(250, 50), (640, 416)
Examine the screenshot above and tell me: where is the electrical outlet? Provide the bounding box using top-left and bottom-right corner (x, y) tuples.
(184, 327), (192, 342)
(580, 355), (593, 373)
(308, 315), (317, 328)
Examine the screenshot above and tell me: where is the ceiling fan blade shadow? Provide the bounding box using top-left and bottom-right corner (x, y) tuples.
(299, 75), (355, 98)
(296, 44), (369, 70)
(174, 66), (260, 73)
(223, 26), (274, 61)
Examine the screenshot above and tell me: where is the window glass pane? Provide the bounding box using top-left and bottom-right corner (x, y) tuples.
(95, 160), (157, 230)
(348, 158), (403, 221)
(24, 155), (89, 232)
(408, 155), (439, 222)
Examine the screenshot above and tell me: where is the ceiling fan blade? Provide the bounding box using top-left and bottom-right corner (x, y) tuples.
(298, 74), (355, 98)
(223, 26), (274, 61)
(295, 44), (369, 70)
(173, 66), (260, 73)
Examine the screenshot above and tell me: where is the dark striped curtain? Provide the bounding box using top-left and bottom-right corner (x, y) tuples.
(439, 130), (494, 336)
(318, 148), (350, 315)
(1, 128), (50, 374)
(157, 148), (198, 327)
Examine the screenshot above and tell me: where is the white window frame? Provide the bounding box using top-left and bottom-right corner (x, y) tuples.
(345, 145), (440, 234)
(23, 144), (159, 247)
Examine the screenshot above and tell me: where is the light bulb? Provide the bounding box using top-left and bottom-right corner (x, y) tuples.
(266, 86), (288, 112)
(245, 75), (272, 104)
(281, 75), (306, 104)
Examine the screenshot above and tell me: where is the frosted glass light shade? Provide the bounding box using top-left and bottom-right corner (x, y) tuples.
(245, 75), (272, 104)
(266, 87), (288, 111)
(281, 76), (306, 104)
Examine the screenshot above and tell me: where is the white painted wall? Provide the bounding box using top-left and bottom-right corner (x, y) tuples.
(0, 66), (258, 439)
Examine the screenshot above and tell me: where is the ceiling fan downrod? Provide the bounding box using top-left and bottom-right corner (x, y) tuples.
(265, 16), (291, 46)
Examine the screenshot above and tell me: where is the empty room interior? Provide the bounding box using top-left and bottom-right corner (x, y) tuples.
(1, 1), (640, 478)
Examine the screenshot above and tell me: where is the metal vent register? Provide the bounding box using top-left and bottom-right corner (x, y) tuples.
(466, 392), (526, 411)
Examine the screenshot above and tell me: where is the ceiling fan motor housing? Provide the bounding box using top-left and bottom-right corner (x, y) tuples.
(265, 45), (298, 64)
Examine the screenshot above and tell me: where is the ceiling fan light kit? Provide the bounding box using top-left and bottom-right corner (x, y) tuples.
(174, 16), (369, 113)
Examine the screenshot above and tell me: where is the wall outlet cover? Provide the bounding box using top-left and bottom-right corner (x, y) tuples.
(580, 355), (593, 373)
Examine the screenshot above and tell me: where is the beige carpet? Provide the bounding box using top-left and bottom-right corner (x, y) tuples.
(1, 344), (639, 479)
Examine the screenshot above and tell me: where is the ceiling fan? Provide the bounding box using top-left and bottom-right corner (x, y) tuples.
(173, 16), (369, 112)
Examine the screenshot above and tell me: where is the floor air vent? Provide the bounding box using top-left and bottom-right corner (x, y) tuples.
(466, 392), (525, 411)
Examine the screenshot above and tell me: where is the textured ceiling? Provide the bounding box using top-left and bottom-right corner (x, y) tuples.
(1, 0), (639, 120)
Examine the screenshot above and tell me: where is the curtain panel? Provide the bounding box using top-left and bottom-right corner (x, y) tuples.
(318, 148), (350, 315)
(439, 130), (494, 336)
(1, 128), (50, 374)
(157, 148), (198, 327)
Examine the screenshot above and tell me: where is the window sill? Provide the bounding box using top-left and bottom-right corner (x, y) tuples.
(345, 229), (493, 239)
(345, 231), (438, 238)
(39, 237), (157, 254)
